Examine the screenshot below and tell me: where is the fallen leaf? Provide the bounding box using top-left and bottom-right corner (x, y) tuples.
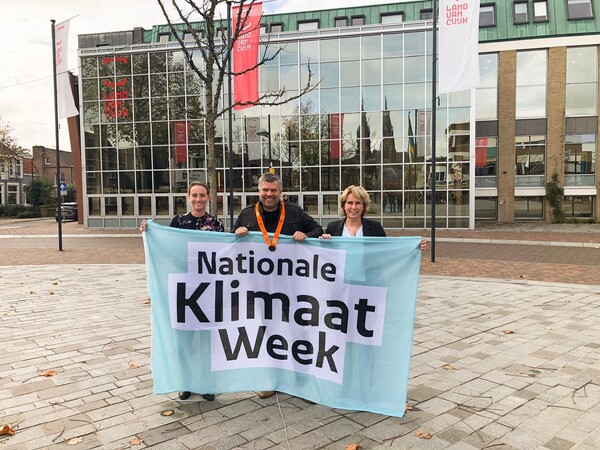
(519, 275), (526, 278)
(52, 282), (59, 285)
(143, 298), (151, 304)
(345, 444), (361, 450)
(442, 364), (455, 370)
(66, 437), (83, 445)
(0, 425), (16, 436)
(405, 403), (413, 413)
(48, 292), (55, 295)
(503, 330), (515, 335)
(42, 370), (57, 377)
(129, 363), (139, 369)
(414, 430), (431, 439)
(161, 410), (174, 416)
(29, 291), (35, 294)
(130, 438), (144, 445)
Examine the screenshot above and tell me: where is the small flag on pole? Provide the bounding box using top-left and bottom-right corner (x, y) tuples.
(55, 19), (78, 119)
(407, 113), (416, 163)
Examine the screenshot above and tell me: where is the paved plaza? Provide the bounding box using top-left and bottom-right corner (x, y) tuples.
(1, 219), (600, 449)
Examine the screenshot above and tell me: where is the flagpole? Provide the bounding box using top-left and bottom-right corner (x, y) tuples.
(227, 0), (234, 230)
(430, 0), (437, 262)
(51, 19), (63, 251)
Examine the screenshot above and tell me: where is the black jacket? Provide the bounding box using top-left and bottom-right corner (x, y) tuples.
(233, 202), (323, 238)
(325, 218), (386, 237)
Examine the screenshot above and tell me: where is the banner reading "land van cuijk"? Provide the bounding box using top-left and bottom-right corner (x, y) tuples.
(143, 221), (421, 417)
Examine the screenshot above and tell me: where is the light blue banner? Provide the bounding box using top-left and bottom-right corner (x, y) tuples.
(143, 220), (421, 417)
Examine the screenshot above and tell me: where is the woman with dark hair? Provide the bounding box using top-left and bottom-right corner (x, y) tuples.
(140, 181), (224, 401)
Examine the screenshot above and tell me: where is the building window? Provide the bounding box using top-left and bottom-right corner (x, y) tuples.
(270, 22), (283, 33)
(351, 15), (365, 26)
(183, 29), (203, 41)
(381, 13), (404, 24)
(514, 196), (544, 219)
(158, 33), (170, 43)
(475, 197), (498, 220)
(516, 50), (547, 119)
(515, 135), (546, 187)
(7, 185), (18, 205)
(480, 4), (496, 27)
(514, 1), (529, 23)
(566, 46), (597, 116)
(475, 137), (498, 187)
(533, 0), (549, 21)
(298, 20), (319, 31)
(476, 53), (499, 120)
(564, 134), (596, 186)
(334, 17), (347, 28)
(567, 0), (593, 19)
(420, 9), (433, 20)
(563, 196), (594, 218)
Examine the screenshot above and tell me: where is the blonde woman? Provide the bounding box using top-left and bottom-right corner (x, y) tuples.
(321, 185), (426, 250)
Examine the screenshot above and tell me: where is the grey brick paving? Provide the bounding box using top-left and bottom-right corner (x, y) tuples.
(1, 265), (600, 449)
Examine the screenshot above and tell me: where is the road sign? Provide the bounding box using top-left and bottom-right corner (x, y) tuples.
(59, 182), (67, 196)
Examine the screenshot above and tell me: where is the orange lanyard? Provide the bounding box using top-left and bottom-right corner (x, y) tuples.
(255, 202), (285, 251)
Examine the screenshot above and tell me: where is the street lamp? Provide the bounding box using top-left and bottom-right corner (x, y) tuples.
(257, 131), (273, 174)
(257, 114), (273, 173)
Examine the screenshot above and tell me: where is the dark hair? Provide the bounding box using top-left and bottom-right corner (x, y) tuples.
(188, 181), (210, 196)
(258, 172), (282, 190)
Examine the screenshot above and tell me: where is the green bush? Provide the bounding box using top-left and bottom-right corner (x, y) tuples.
(544, 172), (565, 223)
(17, 209), (41, 219)
(0, 204), (30, 217)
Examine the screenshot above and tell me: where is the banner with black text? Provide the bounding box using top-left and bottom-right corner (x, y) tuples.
(143, 221), (421, 416)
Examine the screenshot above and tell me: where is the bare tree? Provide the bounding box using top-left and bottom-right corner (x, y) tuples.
(156, 0), (316, 212)
(0, 119), (28, 164)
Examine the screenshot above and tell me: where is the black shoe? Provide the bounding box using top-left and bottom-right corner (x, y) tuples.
(178, 391), (191, 400)
(202, 393), (215, 401)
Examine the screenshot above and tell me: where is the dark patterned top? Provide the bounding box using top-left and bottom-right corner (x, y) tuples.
(169, 212), (224, 232)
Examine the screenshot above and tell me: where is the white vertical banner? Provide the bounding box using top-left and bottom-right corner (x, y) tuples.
(55, 19), (78, 119)
(439, 0), (480, 94)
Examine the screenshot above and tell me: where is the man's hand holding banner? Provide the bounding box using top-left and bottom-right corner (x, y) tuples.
(143, 221), (421, 417)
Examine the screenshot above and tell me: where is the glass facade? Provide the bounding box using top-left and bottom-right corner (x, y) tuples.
(80, 25), (474, 229)
(76, 1), (600, 227)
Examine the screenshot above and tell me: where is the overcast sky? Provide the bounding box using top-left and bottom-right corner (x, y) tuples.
(1, 0), (403, 153)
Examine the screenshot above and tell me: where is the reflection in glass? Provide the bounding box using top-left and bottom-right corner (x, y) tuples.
(89, 197), (101, 216)
(514, 196), (544, 219)
(138, 196), (152, 215)
(320, 39), (339, 62)
(103, 172), (118, 194)
(121, 197), (135, 216)
(156, 196), (170, 215)
(340, 37), (360, 61)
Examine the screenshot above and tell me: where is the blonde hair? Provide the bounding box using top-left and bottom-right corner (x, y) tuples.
(339, 185), (370, 217)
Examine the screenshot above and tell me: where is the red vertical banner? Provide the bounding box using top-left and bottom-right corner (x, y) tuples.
(330, 113), (344, 159)
(475, 137), (488, 168)
(175, 121), (190, 164)
(232, 2), (262, 110)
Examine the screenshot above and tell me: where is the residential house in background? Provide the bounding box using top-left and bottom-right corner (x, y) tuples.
(0, 148), (25, 206)
(31, 145), (76, 186)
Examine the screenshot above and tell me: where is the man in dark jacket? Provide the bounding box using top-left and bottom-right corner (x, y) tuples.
(233, 172), (323, 242)
(233, 172), (323, 400)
